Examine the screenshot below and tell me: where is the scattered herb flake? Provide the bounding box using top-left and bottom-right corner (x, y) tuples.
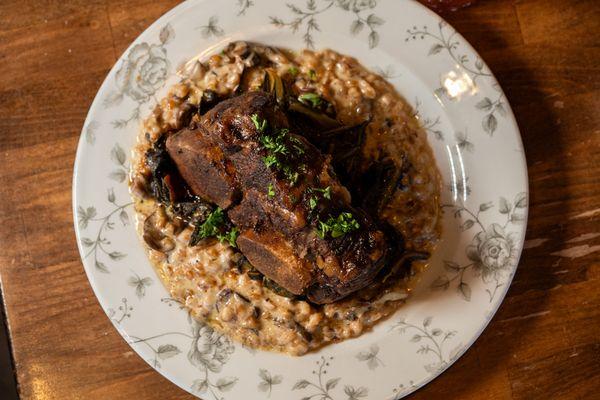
(267, 183), (275, 198)
(309, 197), (318, 209)
(309, 186), (332, 199)
(263, 154), (279, 168)
(217, 227), (239, 248)
(190, 208), (224, 246)
(282, 165), (299, 185)
(288, 66), (299, 76)
(317, 212), (360, 239)
(308, 69), (317, 80)
(298, 93), (322, 108)
(260, 132), (288, 155)
(250, 113), (267, 132)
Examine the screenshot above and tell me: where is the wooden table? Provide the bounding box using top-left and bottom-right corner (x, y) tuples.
(0, 1), (598, 399)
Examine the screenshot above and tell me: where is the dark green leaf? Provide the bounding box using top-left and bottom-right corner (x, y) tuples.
(216, 227), (239, 248)
(298, 93), (322, 108)
(288, 66), (299, 76)
(267, 183), (275, 198)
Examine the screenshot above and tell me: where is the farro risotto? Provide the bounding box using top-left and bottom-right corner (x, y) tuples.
(130, 41), (441, 356)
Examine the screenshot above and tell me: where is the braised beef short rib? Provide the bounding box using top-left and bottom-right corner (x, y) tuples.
(166, 91), (389, 303)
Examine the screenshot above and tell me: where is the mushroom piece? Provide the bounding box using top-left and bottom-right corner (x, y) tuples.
(142, 212), (175, 252)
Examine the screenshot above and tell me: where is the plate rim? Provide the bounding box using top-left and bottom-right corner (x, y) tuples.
(72, 0), (529, 398)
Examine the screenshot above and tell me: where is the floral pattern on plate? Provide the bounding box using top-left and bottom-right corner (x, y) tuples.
(73, 1), (527, 399)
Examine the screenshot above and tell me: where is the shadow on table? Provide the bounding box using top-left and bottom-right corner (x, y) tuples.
(0, 288), (19, 400)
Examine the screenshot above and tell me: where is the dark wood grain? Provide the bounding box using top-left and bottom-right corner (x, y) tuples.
(0, 1), (598, 399)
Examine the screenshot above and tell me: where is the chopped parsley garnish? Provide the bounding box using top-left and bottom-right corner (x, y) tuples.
(288, 66), (299, 76)
(192, 207), (224, 240)
(216, 227), (239, 247)
(309, 197), (318, 209)
(317, 212), (360, 239)
(308, 69), (317, 80)
(282, 165), (299, 185)
(298, 93), (322, 108)
(189, 208), (239, 248)
(260, 131), (289, 155)
(259, 126), (305, 186)
(263, 154), (279, 168)
(251, 113), (268, 132)
(267, 183), (275, 198)
(310, 186), (332, 199)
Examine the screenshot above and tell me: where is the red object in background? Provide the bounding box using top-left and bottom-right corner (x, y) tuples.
(418, 0), (477, 13)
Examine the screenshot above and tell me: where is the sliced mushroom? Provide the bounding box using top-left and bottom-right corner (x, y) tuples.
(142, 212), (175, 252)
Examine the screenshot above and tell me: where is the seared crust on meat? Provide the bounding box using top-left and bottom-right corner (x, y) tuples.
(167, 91), (388, 303)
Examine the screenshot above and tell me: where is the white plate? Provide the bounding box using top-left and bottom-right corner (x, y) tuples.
(73, 1), (528, 399)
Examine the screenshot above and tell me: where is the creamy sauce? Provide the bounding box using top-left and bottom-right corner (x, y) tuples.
(130, 43), (441, 355)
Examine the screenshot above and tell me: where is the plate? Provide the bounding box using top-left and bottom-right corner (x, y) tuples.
(73, 1), (528, 399)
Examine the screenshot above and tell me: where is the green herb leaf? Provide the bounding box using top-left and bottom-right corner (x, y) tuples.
(288, 66), (299, 76)
(298, 93), (322, 108)
(189, 208), (225, 246)
(217, 227), (239, 248)
(250, 114), (268, 132)
(260, 133), (288, 155)
(310, 186), (331, 199)
(267, 183), (275, 198)
(263, 154), (279, 168)
(308, 69), (317, 81)
(317, 212), (360, 239)
(309, 197), (318, 209)
(282, 165), (299, 185)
